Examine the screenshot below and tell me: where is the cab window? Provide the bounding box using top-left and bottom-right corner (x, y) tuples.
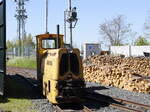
(42, 39), (56, 49)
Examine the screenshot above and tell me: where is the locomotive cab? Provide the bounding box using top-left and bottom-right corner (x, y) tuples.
(36, 33), (85, 104)
(36, 33), (64, 82)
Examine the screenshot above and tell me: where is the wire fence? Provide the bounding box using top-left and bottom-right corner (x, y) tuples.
(7, 47), (36, 59)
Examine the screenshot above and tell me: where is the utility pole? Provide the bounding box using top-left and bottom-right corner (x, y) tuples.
(65, 0), (78, 48)
(64, 11), (67, 43)
(45, 0), (48, 33)
(68, 0), (72, 46)
(14, 0), (28, 56)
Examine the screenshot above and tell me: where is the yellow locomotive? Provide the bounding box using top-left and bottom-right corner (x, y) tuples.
(36, 32), (85, 104)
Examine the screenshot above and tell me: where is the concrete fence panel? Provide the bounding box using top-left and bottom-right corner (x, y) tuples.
(110, 46), (150, 57)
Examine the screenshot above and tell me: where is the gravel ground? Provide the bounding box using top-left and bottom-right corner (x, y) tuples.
(86, 82), (150, 112)
(31, 99), (54, 112)
(7, 67), (150, 112)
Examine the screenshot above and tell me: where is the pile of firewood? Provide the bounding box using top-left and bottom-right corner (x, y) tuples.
(83, 55), (150, 93)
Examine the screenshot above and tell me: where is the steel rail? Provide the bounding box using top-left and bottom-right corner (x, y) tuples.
(110, 103), (142, 112)
(86, 91), (150, 110)
(111, 96), (150, 110)
(86, 95), (142, 112)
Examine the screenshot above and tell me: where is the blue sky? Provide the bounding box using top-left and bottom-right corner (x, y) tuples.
(6, 0), (150, 48)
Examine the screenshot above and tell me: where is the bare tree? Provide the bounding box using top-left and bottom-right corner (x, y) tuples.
(99, 15), (132, 46)
(144, 13), (150, 38)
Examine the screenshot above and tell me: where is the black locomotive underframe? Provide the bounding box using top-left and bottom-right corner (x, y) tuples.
(56, 80), (85, 102)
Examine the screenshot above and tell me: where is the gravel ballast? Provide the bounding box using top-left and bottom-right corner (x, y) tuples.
(86, 82), (150, 112)
(31, 99), (54, 112)
(7, 67), (150, 112)
(30, 82), (150, 112)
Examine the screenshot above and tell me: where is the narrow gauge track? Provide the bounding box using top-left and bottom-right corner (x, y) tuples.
(85, 91), (150, 112)
(54, 105), (92, 112)
(9, 70), (150, 112)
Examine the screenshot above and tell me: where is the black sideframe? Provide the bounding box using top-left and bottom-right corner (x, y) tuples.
(0, 0), (6, 96)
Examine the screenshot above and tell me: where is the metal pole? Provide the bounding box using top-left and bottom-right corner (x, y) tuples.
(70, 23), (73, 47)
(64, 11), (66, 43)
(18, 17), (21, 56)
(57, 25), (59, 49)
(68, 0), (73, 47)
(69, 0), (71, 11)
(14, 0), (28, 56)
(45, 0), (48, 33)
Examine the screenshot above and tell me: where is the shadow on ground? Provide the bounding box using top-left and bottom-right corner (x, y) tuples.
(5, 74), (42, 100)
(3, 75), (123, 111)
(85, 85), (109, 91)
(0, 96), (9, 103)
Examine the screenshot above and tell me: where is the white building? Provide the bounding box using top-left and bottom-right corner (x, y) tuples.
(83, 43), (101, 59)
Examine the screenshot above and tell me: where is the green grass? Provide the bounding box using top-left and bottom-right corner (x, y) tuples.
(7, 57), (37, 69)
(0, 98), (37, 112)
(0, 74), (38, 112)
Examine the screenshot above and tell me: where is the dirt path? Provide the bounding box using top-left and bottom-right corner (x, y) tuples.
(7, 66), (37, 79)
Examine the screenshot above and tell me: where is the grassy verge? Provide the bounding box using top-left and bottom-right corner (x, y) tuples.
(4, 57), (38, 111)
(0, 75), (38, 112)
(0, 98), (37, 112)
(7, 57), (36, 69)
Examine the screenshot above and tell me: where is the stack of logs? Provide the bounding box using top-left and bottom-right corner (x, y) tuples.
(83, 55), (150, 94)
